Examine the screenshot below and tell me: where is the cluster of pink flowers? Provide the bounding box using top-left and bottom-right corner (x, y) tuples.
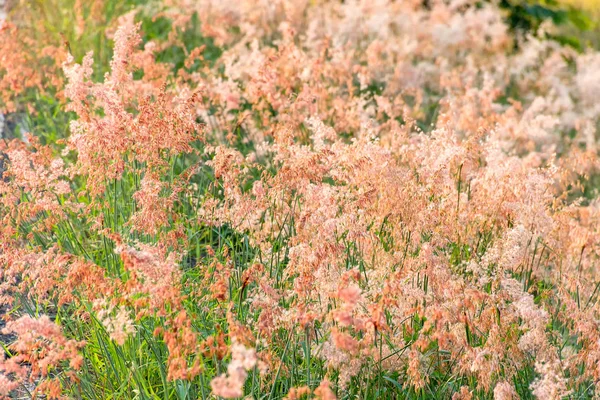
(210, 340), (258, 398)
(0, 315), (84, 398)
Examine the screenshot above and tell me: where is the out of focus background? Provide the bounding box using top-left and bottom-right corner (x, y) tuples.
(500, 0), (600, 48)
(1, 0), (599, 49)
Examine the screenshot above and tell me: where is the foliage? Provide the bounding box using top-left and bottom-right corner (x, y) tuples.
(2, 0), (600, 399)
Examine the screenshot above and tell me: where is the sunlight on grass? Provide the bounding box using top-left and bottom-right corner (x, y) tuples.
(1, 0), (600, 399)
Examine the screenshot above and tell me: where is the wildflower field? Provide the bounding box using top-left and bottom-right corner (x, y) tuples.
(2, 0), (600, 399)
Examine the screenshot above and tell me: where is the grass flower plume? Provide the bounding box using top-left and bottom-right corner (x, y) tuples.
(1, 0), (600, 398)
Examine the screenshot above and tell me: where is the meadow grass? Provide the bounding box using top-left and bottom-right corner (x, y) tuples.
(2, 1), (600, 399)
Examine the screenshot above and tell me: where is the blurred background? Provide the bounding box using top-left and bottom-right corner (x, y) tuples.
(1, 0), (599, 49)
